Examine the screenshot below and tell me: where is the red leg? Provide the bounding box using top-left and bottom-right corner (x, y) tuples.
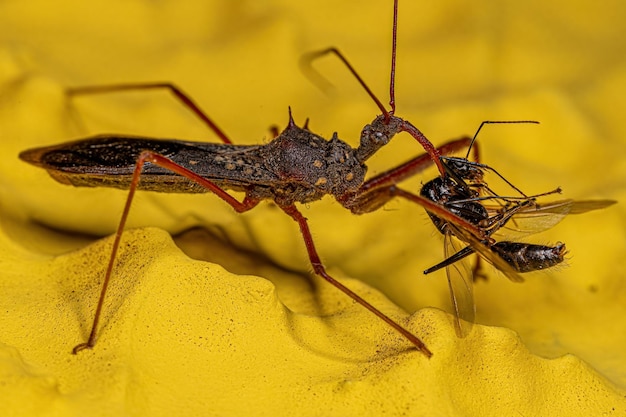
(301, 47), (449, 175)
(342, 136), (486, 239)
(68, 83), (233, 144)
(72, 151), (260, 354)
(359, 136), (476, 194)
(280, 204), (432, 358)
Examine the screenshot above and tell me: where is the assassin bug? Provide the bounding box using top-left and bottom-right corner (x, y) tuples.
(22, 0), (476, 358)
(18, 0), (614, 357)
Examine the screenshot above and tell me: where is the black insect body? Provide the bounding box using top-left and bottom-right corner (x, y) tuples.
(491, 242), (567, 273)
(417, 152), (614, 336)
(420, 175), (488, 235)
(420, 166), (567, 274)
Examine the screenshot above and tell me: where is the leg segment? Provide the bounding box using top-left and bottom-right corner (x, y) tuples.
(72, 151), (260, 354)
(301, 47), (450, 175)
(358, 136), (475, 195)
(68, 82), (232, 144)
(300, 47), (389, 118)
(279, 204), (432, 358)
(341, 136), (487, 239)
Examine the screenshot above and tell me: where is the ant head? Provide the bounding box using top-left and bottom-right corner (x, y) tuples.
(441, 157), (484, 195)
(444, 157), (484, 183)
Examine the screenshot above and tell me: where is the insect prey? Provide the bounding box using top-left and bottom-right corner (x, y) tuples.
(416, 123), (615, 336)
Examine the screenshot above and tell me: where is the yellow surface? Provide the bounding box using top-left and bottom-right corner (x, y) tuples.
(0, 0), (625, 416)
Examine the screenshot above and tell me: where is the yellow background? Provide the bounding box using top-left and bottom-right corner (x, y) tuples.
(0, 0), (625, 415)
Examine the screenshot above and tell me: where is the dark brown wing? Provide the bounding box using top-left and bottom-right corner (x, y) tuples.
(19, 135), (277, 192)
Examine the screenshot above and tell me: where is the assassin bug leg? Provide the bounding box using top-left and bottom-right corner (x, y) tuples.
(280, 204), (432, 357)
(71, 149), (261, 353)
(69, 83), (233, 144)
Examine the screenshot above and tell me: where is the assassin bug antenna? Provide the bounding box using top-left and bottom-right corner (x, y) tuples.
(389, 0), (399, 114)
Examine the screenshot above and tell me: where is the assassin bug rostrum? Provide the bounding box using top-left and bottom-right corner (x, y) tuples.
(18, 0), (614, 357)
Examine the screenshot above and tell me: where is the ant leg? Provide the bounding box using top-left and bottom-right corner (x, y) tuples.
(72, 151), (260, 354)
(68, 83), (232, 144)
(424, 246), (475, 275)
(280, 204), (433, 358)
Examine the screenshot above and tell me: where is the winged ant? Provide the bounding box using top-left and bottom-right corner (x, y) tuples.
(415, 122), (614, 336)
(18, 0), (615, 357)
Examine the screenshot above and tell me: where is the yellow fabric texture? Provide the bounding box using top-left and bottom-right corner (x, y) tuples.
(0, 0), (625, 416)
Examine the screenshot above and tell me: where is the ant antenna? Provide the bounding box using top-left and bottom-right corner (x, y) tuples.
(465, 120), (540, 159)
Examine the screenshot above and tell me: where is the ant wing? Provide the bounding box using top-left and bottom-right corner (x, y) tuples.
(485, 199), (572, 239)
(448, 223), (525, 283)
(544, 199), (616, 214)
(444, 231), (475, 338)
(488, 199), (616, 240)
